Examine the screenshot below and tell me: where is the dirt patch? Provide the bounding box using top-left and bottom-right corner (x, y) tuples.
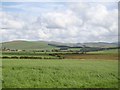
(61, 53), (118, 60)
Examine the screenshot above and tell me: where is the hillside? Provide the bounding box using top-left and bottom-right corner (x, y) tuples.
(83, 42), (118, 48)
(48, 42), (118, 48)
(1, 40), (119, 50)
(1, 40), (57, 50)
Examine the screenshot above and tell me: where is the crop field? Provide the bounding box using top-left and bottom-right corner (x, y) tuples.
(1, 48), (118, 59)
(2, 59), (118, 88)
(1, 48), (119, 88)
(61, 53), (118, 60)
(88, 49), (119, 54)
(0, 54), (1, 89)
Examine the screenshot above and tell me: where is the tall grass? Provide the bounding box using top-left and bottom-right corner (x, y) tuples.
(2, 59), (118, 88)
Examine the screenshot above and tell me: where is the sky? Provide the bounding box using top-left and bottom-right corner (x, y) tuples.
(0, 1), (118, 43)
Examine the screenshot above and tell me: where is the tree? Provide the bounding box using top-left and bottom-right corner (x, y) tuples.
(80, 45), (87, 54)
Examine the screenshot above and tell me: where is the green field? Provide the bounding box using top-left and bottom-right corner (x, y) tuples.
(1, 41), (57, 50)
(88, 49), (118, 54)
(0, 58), (1, 89)
(2, 59), (118, 88)
(1, 44), (119, 88)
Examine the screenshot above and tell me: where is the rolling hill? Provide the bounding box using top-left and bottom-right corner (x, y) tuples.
(0, 40), (119, 50)
(1, 40), (57, 50)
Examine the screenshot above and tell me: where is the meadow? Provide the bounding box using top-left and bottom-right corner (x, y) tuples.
(2, 59), (118, 88)
(1, 48), (119, 88)
(0, 51), (2, 89)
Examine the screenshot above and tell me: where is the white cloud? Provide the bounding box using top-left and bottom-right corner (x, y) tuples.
(2, 0), (119, 2)
(41, 10), (83, 29)
(1, 2), (118, 43)
(1, 12), (25, 29)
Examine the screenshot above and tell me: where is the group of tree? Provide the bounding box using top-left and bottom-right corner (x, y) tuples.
(79, 45), (119, 54)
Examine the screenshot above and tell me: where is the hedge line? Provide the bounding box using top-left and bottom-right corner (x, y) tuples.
(1, 56), (64, 59)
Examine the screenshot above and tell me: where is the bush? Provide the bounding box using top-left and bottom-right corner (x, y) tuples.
(11, 56), (19, 59)
(19, 56), (42, 59)
(2, 56), (10, 59)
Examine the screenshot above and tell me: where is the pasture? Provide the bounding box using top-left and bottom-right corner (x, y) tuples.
(1, 48), (119, 88)
(2, 59), (118, 88)
(1, 48), (118, 60)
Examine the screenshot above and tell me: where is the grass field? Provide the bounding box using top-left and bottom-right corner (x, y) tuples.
(88, 49), (118, 54)
(58, 49), (118, 60)
(1, 41), (57, 50)
(0, 66), (1, 89)
(2, 59), (118, 88)
(1, 48), (119, 88)
(0, 61), (1, 89)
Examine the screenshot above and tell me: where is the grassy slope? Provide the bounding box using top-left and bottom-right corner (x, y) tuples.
(88, 49), (118, 54)
(84, 42), (118, 48)
(1, 40), (118, 50)
(2, 59), (118, 88)
(1, 41), (57, 50)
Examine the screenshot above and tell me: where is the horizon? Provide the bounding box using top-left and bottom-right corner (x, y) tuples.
(1, 39), (119, 44)
(0, 1), (118, 43)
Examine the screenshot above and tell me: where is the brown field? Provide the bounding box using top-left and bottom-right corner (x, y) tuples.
(60, 53), (118, 60)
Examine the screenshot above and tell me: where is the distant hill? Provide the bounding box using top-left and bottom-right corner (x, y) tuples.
(0, 40), (119, 50)
(48, 42), (118, 48)
(1, 40), (57, 50)
(83, 42), (118, 48)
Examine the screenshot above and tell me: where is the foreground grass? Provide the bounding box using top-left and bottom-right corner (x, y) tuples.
(0, 59), (2, 89)
(2, 59), (118, 88)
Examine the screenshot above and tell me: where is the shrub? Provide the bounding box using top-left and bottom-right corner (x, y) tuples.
(11, 56), (19, 59)
(2, 56), (10, 59)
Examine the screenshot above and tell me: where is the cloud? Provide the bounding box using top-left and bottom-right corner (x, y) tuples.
(66, 2), (118, 42)
(2, 0), (119, 2)
(1, 12), (25, 29)
(41, 10), (83, 29)
(1, 2), (118, 43)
